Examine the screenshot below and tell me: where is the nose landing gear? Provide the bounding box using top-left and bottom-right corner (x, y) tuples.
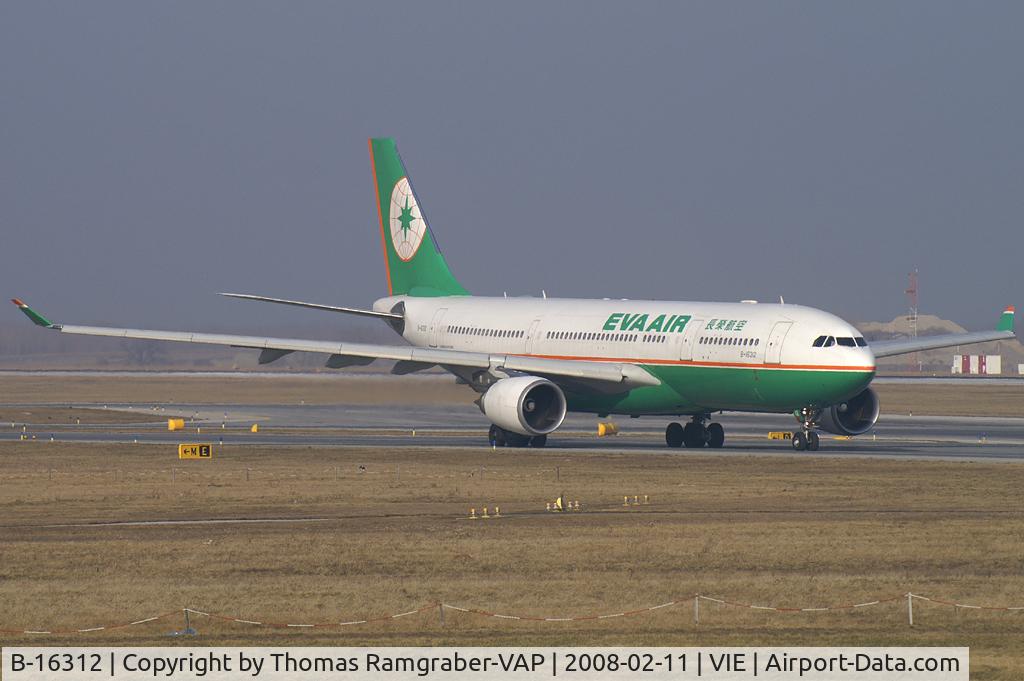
(791, 430), (820, 451)
(666, 415), (725, 449)
(792, 407), (821, 451)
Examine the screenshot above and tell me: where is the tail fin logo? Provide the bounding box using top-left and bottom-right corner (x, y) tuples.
(388, 177), (426, 262)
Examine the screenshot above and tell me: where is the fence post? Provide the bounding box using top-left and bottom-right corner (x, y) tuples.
(180, 608), (197, 636)
(693, 595), (700, 625)
(907, 593), (914, 627)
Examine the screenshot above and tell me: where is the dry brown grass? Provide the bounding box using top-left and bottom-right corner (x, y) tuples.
(1, 374), (467, 405)
(873, 383), (1024, 418)
(0, 406), (167, 425)
(1, 441), (1024, 678)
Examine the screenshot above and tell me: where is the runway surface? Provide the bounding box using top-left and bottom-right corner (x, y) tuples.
(3, 401), (1023, 461)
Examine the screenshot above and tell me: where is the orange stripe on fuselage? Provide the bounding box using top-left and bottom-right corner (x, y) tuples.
(520, 353), (875, 372)
(368, 138), (393, 296)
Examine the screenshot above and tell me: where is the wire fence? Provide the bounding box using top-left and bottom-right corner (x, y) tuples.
(2, 592), (1023, 636)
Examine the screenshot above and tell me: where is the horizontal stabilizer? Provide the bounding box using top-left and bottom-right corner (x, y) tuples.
(220, 293), (402, 321)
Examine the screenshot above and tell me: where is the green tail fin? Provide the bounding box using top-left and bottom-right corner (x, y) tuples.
(368, 138), (469, 297)
(997, 305), (1015, 332)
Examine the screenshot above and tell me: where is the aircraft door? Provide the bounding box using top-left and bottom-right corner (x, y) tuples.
(679, 318), (704, 361)
(765, 321), (793, 364)
(526, 318), (542, 354)
(429, 308), (448, 348)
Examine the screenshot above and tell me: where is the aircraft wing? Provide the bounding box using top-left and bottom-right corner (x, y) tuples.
(868, 306), (1016, 358)
(10, 299), (659, 390)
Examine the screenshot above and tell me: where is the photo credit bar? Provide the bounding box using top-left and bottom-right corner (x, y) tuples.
(2, 647), (968, 681)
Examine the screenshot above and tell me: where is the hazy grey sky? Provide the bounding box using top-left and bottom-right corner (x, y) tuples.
(3, 2), (1021, 332)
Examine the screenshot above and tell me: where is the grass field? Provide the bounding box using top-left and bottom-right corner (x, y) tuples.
(2, 374), (1023, 678)
(0, 374), (468, 406)
(871, 382), (1024, 418)
(0, 406), (168, 426)
(2, 440), (1024, 678)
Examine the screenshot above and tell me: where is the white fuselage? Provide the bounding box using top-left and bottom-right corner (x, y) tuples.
(374, 295), (876, 373)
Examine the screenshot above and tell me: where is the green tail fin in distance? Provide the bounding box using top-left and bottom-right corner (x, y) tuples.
(368, 138), (469, 297)
(997, 305), (1015, 332)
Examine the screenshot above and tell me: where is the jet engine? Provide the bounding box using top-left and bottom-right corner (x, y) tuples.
(818, 387), (880, 436)
(479, 376), (567, 436)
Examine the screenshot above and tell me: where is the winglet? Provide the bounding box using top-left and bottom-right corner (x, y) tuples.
(997, 305), (1015, 333)
(11, 299), (58, 328)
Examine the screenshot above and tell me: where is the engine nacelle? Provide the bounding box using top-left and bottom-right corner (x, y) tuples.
(818, 387), (880, 436)
(479, 376), (567, 436)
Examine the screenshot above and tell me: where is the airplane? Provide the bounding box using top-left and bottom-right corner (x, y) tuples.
(12, 138), (1017, 451)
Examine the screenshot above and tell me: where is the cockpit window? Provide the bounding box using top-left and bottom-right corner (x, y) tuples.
(824, 336), (835, 347)
(836, 337), (856, 347)
(855, 337), (867, 347)
(812, 335), (827, 347)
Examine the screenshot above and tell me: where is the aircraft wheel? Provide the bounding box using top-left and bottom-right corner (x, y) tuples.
(706, 422), (725, 449)
(807, 431), (820, 451)
(792, 431), (807, 451)
(683, 422), (706, 448)
(529, 434), (547, 448)
(505, 432), (531, 448)
(665, 422), (684, 448)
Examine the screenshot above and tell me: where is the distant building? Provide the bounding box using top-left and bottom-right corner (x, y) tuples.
(952, 355), (1002, 375)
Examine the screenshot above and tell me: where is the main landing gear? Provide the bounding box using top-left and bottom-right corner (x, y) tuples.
(791, 407), (821, 452)
(488, 424), (547, 448)
(666, 416), (724, 449)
